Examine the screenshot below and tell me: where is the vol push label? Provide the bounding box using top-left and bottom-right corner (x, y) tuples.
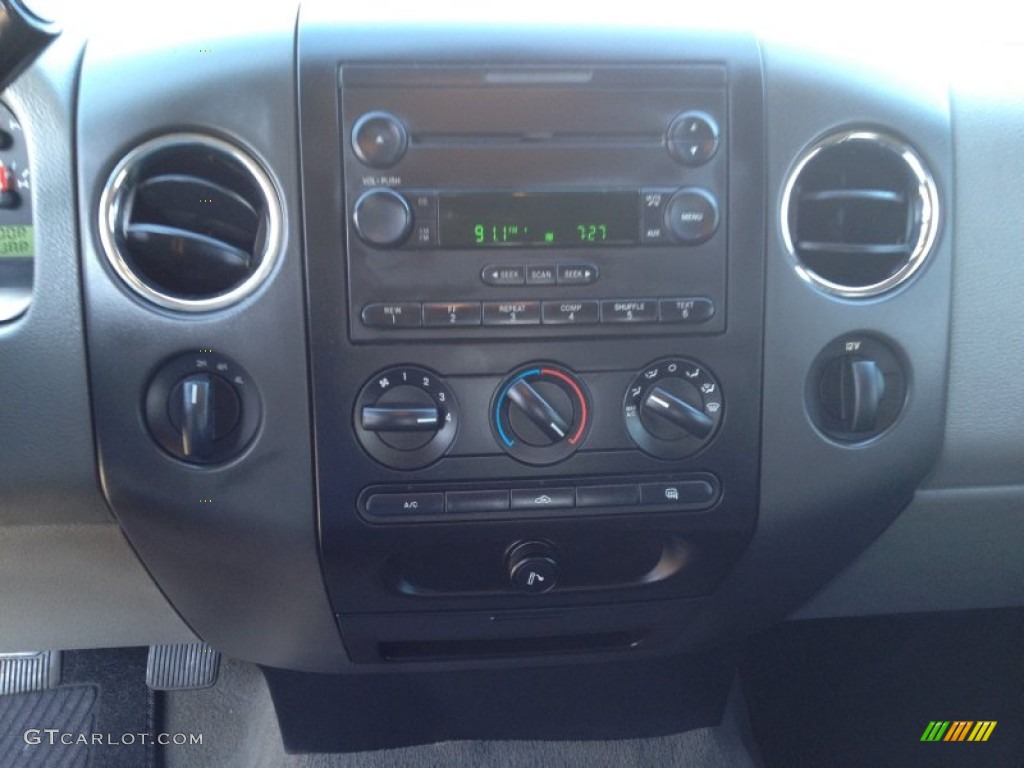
(0, 225), (33, 258)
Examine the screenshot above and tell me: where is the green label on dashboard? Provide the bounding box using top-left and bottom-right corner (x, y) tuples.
(0, 225), (33, 258)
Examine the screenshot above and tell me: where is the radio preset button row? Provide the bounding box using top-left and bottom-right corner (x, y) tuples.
(362, 297), (714, 328)
(361, 474), (719, 521)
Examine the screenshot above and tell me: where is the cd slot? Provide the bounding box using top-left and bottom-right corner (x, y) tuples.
(414, 132), (662, 147)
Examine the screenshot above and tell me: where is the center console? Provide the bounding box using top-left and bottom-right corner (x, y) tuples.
(302, 42), (766, 664)
(74, 5), (952, 683)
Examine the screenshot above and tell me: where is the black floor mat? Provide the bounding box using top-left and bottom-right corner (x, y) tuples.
(742, 609), (1024, 768)
(0, 685), (97, 768)
(0, 648), (157, 768)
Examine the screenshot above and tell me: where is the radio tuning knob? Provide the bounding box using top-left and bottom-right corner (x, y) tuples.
(352, 188), (412, 248)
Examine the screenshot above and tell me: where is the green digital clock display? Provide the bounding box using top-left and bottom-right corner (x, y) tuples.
(439, 192), (637, 248)
(0, 225), (33, 258)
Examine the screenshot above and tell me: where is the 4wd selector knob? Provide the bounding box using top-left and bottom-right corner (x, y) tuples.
(492, 364), (591, 465)
(624, 358), (723, 459)
(354, 366), (458, 469)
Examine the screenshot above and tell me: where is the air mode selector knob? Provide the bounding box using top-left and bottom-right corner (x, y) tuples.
(352, 188), (412, 248)
(624, 358), (723, 459)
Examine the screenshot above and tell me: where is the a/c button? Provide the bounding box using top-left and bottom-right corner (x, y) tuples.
(365, 492), (445, 516)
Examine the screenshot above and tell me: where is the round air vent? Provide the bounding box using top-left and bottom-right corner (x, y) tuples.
(99, 133), (283, 312)
(781, 131), (939, 298)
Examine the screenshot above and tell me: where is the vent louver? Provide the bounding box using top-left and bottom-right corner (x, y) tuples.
(99, 134), (282, 312)
(782, 131), (939, 298)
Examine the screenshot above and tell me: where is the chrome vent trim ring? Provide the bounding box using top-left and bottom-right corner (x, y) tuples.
(98, 133), (284, 313)
(780, 130), (940, 299)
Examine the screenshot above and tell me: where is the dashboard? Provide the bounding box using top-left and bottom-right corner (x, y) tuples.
(1, 0), (1023, 740)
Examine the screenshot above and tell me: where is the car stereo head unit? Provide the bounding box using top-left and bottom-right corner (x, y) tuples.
(340, 65), (728, 341)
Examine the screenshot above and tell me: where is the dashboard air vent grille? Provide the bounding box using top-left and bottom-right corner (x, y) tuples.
(782, 131), (939, 298)
(99, 134), (282, 312)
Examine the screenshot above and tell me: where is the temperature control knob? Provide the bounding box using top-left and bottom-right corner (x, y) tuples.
(354, 366), (458, 469)
(492, 364), (591, 465)
(624, 358), (723, 459)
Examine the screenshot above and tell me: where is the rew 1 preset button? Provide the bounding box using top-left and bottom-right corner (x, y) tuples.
(362, 302), (421, 328)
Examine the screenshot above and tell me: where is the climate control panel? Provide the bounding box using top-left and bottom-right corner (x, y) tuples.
(352, 358), (724, 471)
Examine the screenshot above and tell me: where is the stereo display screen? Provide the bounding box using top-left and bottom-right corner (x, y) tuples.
(438, 192), (638, 248)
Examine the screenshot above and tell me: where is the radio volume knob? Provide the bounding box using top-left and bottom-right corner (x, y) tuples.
(352, 189), (412, 248)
